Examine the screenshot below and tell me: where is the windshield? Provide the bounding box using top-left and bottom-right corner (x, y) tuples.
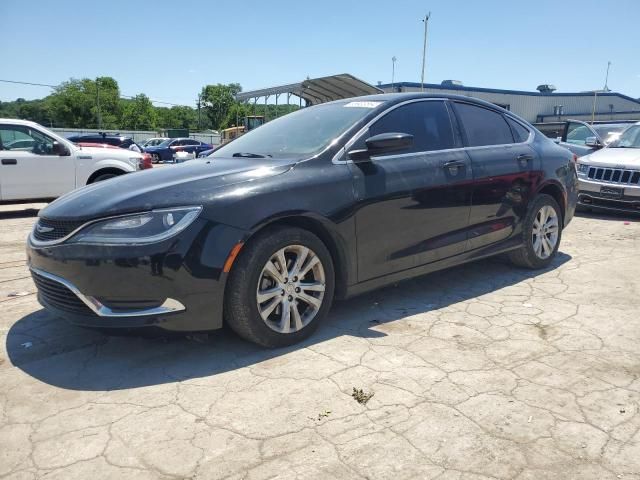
(610, 125), (640, 149)
(210, 100), (386, 159)
(592, 124), (629, 144)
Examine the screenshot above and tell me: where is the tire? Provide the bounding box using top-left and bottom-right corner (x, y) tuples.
(508, 194), (562, 269)
(224, 226), (335, 348)
(92, 173), (119, 183)
(152, 153), (161, 163)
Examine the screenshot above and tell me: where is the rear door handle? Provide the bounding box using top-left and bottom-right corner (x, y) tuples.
(1, 159), (17, 165)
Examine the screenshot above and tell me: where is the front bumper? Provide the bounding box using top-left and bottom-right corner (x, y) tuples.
(578, 176), (640, 213)
(26, 218), (247, 331)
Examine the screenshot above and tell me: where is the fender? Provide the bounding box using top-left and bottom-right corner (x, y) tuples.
(244, 210), (357, 298)
(76, 157), (138, 186)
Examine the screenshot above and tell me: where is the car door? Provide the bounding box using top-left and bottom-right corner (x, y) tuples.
(183, 139), (200, 153)
(451, 102), (539, 251)
(562, 121), (597, 157)
(0, 124), (76, 200)
(348, 99), (473, 281)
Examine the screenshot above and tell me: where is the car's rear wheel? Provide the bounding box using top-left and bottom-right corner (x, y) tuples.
(151, 153), (161, 163)
(224, 226), (335, 347)
(508, 194), (562, 269)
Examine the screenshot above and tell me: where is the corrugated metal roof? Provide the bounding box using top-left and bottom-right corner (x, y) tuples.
(236, 74), (383, 105)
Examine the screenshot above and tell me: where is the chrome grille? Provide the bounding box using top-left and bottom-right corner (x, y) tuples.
(31, 270), (94, 316)
(587, 166), (640, 186)
(33, 218), (85, 242)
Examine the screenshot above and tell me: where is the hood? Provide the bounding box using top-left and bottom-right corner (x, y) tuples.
(76, 145), (140, 158)
(580, 148), (640, 168)
(41, 158), (295, 221)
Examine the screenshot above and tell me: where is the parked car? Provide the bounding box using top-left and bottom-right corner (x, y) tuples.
(197, 143), (224, 158)
(27, 94), (577, 347)
(555, 119), (633, 157)
(75, 142), (153, 170)
(0, 119), (145, 202)
(140, 137), (168, 148)
(144, 138), (212, 162)
(67, 133), (143, 152)
(576, 122), (640, 213)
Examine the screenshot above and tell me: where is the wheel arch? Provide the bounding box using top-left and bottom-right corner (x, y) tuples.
(87, 167), (126, 184)
(240, 214), (351, 299)
(536, 181), (566, 224)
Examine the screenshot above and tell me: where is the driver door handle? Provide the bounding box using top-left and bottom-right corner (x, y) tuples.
(517, 154), (533, 168)
(1, 159), (17, 165)
(442, 160), (466, 175)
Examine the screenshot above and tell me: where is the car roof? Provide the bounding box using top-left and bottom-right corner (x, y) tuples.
(0, 118), (41, 127)
(325, 92), (523, 115)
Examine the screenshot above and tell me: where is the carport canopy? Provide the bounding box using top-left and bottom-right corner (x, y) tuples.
(235, 73), (383, 105)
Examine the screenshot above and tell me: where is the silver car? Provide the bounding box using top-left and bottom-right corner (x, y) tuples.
(560, 120), (632, 157)
(576, 122), (640, 213)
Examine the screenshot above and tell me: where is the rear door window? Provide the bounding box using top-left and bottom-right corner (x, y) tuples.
(369, 100), (455, 154)
(506, 117), (530, 143)
(454, 102), (515, 147)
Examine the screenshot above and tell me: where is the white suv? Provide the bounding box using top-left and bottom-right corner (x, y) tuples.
(0, 119), (144, 202)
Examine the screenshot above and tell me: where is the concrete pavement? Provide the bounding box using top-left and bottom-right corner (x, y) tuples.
(1, 203), (639, 479)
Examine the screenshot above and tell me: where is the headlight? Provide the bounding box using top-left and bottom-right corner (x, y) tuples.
(68, 206), (202, 245)
(576, 163), (589, 174)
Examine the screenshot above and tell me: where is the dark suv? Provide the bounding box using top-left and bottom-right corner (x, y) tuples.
(67, 133), (139, 150)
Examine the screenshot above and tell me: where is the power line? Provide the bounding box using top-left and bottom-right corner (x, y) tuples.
(0, 78), (192, 107)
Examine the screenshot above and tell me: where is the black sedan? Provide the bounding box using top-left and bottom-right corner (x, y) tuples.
(27, 94), (577, 347)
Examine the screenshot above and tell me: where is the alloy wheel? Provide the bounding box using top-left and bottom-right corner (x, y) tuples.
(256, 245), (326, 334)
(532, 205), (559, 259)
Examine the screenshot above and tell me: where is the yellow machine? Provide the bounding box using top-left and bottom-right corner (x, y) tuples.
(221, 116), (265, 144)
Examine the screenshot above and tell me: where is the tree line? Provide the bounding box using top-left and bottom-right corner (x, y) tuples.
(0, 77), (299, 132)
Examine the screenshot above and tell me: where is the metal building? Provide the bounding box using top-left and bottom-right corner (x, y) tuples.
(379, 81), (640, 124)
(236, 74), (383, 110)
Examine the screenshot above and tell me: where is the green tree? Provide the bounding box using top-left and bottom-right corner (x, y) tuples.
(201, 83), (242, 130)
(156, 105), (198, 129)
(46, 77), (121, 128)
(120, 94), (157, 130)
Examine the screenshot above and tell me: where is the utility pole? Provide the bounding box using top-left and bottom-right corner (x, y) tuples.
(95, 78), (102, 130)
(420, 12), (431, 92)
(197, 93), (202, 131)
(591, 61), (612, 124)
(391, 56), (397, 91)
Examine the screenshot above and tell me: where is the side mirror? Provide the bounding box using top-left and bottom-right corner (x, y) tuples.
(585, 136), (603, 148)
(348, 132), (414, 162)
(52, 141), (70, 156)
(553, 136), (562, 144)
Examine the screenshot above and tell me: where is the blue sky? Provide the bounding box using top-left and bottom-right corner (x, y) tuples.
(1, 0), (638, 106)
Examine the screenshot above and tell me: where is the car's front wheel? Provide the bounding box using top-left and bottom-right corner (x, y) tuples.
(225, 226), (335, 347)
(508, 194), (562, 269)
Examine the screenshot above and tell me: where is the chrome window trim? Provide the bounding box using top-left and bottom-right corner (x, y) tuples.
(31, 267), (185, 318)
(332, 98), (534, 164)
(29, 206), (201, 247)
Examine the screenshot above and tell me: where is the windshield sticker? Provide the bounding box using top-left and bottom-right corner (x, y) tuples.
(344, 101), (383, 108)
